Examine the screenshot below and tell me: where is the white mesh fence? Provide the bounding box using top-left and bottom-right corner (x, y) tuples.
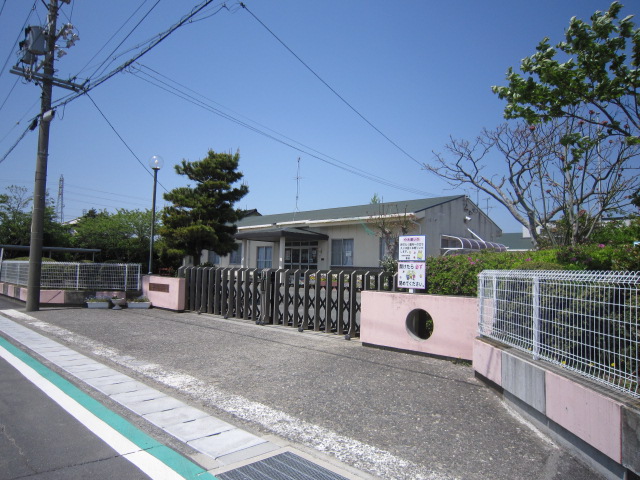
(478, 270), (639, 398)
(0, 261), (141, 291)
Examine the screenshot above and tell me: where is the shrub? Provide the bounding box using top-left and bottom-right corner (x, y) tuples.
(424, 243), (638, 297)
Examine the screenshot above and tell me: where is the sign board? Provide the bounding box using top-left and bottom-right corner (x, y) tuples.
(398, 235), (426, 261)
(148, 283), (170, 293)
(397, 261), (426, 289)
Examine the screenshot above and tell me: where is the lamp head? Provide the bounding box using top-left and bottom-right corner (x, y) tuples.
(149, 155), (164, 171)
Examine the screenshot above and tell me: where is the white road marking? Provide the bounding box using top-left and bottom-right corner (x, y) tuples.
(0, 340), (188, 480)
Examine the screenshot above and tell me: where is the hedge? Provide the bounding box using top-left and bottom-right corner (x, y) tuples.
(425, 244), (640, 297)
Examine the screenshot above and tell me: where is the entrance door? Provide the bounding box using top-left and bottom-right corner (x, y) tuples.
(284, 242), (318, 270)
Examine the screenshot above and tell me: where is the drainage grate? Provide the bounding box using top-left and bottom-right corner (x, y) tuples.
(217, 451), (350, 480)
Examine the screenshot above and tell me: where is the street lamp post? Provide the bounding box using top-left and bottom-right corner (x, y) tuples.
(148, 155), (164, 275)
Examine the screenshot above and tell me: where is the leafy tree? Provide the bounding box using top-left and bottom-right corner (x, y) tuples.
(631, 187), (640, 210)
(159, 149), (249, 265)
(0, 185), (70, 257)
(591, 217), (640, 245)
(0, 186), (32, 247)
(428, 3), (640, 247)
(72, 209), (152, 264)
(492, 2), (639, 145)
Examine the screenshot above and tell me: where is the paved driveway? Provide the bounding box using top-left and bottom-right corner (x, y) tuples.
(0, 302), (605, 480)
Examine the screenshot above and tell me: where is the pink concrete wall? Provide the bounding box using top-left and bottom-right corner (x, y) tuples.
(472, 338), (502, 386)
(3, 286), (77, 304)
(39, 289), (66, 304)
(142, 275), (185, 311)
(546, 370), (623, 462)
(360, 291), (477, 360)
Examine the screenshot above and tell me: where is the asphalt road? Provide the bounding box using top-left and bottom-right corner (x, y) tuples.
(0, 354), (154, 480)
(0, 297), (607, 480)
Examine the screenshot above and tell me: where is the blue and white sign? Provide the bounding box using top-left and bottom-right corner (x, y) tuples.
(398, 235), (426, 261)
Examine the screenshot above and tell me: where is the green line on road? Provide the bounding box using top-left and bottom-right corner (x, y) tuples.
(0, 336), (217, 480)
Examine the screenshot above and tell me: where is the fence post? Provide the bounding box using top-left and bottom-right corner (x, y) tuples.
(314, 270), (323, 332)
(76, 263), (80, 290)
(292, 270), (301, 328)
(124, 264), (129, 292)
(348, 271), (359, 338)
(337, 271), (345, 335)
(302, 271), (310, 330)
(532, 275), (540, 360)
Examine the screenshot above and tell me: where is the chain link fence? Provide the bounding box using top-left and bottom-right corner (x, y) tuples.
(0, 261), (141, 291)
(478, 270), (639, 398)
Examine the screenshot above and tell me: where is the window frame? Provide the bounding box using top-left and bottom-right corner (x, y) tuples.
(229, 244), (242, 265)
(256, 246), (273, 269)
(331, 238), (354, 267)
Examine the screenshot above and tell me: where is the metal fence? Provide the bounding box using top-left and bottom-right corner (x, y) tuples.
(0, 261), (141, 291)
(478, 270), (639, 398)
(180, 267), (399, 337)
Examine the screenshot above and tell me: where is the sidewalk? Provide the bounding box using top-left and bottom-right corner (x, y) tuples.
(0, 301), (606, 480)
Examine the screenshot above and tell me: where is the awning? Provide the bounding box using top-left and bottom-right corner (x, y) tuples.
(441, 235), (507, 254)
(235, 227), (329, 243)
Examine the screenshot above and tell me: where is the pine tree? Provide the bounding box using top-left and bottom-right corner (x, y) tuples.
(159, 150), (249, 265)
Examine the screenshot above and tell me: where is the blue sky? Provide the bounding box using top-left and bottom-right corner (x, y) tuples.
(0, 0), (630, 233)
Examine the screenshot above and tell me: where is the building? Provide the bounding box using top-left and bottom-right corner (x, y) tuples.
(499, 227), (535, 251)
(202, 195), (505, 270)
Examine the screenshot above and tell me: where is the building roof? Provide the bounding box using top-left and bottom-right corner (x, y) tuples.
(237, 196), (465, 228)
(235, 227), (328, 242)
(500, 232), (535, 251)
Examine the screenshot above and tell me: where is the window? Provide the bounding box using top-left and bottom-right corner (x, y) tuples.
(207, 250), (220, 264)
(229, 244), (242, 264)
(331, 239), (353, 266)
(256, 246), (272, 269)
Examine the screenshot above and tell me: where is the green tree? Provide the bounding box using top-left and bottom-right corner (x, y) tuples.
(72, 209), (152, 264)
(0, 186), (32, 247)
(492, 2), (640, 144)
(0, 185), (70, 256)
(159, 149), (249, 265)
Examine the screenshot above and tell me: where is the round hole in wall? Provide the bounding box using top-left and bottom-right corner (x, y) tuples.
(406, 308), (434, 340)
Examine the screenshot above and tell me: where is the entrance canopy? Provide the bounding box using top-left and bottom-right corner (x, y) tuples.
(440, 235), (507, 255)
(235, 227), (328, 243)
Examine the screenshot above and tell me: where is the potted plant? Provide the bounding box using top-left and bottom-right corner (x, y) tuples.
(127, 296), (152, 309)
(111, 294), (127, 310)
(86, 296), (110, 309)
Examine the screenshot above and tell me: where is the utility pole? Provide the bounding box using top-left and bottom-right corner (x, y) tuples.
(25, 0), (58, 312)
(9, 0), (79, 311)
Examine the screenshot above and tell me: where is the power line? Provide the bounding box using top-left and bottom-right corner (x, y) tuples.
(74, 0), (154, 78)
(65, 190), (149, 208)
(50, 0), (221, 112)
(0, 76), (19, 114)
(64, 195), (148, 210)
(0, 0), (38, 83)
(87, 0), (162, 81)
(65, 183), (150, 202)
(0, 121), (35, 165)
(129, 64), (437, 197)
(239, 2), (424, 169)
(1, 1), (219, 176)
(86, 93), (169, 192)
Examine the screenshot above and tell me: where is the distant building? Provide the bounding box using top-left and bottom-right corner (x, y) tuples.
(201, 195), (506, 269)
(499, 227), (535, 252)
